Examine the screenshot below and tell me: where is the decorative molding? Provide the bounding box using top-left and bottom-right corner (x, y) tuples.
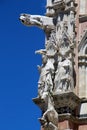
(59, 113), (87, 124)
(78, 30), (87, 53)
(33, 92), (81, 111)
(79, 15), (87, 22)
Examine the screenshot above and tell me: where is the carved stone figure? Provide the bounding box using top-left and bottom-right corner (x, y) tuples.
(20, 0), (77, 129)
(54, 56), (73, 93)
(39, 93), (58, 130)
(37, 54), (54, 98)
(56, 22), (74, 58)
(19, 14), (54, 31)
(45, 29), (57, 56)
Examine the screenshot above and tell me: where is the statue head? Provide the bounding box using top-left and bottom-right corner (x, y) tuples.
(19, 13), (31, 26)
(42, 54), (47, 65)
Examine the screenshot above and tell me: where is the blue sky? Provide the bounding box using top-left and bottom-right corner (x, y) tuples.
(0, 0), (46, 130)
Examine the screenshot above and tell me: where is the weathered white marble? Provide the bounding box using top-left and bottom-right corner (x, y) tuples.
(54, 57), (73, 93)
(20, 0), (76, 129)
(37, 55), (54, 98)
(39, 93), (58, 130)
(20, 14), (54, 31)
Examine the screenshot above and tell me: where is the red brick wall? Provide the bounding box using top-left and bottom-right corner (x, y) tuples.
(41, 122), (87, 130)
(79, 125), (87, 130)
(59, 120), (78, 130)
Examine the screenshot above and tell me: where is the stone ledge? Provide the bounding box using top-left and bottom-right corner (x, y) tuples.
(32, 92), (81, 111)
(53, 92), (81, 110)
(59, 113), (87, 124)
(79, 15), (87, 22)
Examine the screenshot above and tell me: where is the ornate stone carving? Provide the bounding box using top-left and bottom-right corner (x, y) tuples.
(56, 22), (74, 57)
(46, 0), (76, 13)
(19, 13), (55, 31)
(39, 93), (58, 130)
(20, 0), (77, 128)
(45, 29), (57, 57)
(36, 53), (54, 98)
(19, 1), (76, 94)
(54, 56), (74, 93)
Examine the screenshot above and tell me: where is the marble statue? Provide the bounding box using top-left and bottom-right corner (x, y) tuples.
(54, 56), (74, 93)
(36, 53), (54, 98)
(39, 93), (58, 130)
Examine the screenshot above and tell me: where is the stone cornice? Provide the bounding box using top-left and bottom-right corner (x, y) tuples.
(78, 30), (87, 53)
(79, 15), (87, 23)
(78, 62), (87, 66)
(80, 98), (87, 103)
(33, 92), (81, 111)
(59, 113), (87, 124)
(78, 55), (87, 66)
(78, 55), (87, 59)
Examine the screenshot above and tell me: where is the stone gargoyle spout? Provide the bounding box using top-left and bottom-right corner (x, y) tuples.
(19, 13), (55, 31)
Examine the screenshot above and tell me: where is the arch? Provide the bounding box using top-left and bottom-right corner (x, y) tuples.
(78, 30), (87, 55)
(85, 46), (87, 54)
(83, 41), (87, 55)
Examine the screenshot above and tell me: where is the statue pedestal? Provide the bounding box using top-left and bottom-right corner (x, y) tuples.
(33, 92), (87, 130)
(53, 92), (81, 110)
(32, 92), (81, 111)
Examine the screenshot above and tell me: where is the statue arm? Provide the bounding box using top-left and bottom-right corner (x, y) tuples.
(35, 49), (46, 55)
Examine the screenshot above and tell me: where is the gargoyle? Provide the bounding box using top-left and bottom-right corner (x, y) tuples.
(19, 13), (54, 31)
